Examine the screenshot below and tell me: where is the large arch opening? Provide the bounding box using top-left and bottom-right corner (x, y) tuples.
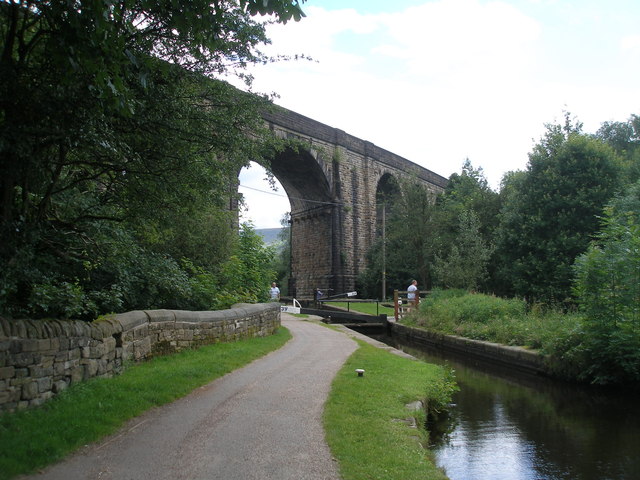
(239, 146), (335, 299)
(239, 162), (290, 229)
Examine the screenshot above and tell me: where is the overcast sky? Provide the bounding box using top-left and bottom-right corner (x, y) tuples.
(238, 0), (640, 228)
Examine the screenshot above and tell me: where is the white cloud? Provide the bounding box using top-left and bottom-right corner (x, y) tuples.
(621, 34), (640, 51)
(238, 0), (640, 227)
(239, 163), (290, 229)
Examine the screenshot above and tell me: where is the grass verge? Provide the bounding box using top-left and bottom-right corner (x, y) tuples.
(0, 327), (292, 480)
(324, 340), (453, 480)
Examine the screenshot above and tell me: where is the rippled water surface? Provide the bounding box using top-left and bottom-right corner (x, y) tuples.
(388, 341), (640, 480)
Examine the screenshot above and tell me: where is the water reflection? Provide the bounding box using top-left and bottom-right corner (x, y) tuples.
(388, 340), (640, 480)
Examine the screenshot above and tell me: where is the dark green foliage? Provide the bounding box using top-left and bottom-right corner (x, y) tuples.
(494, 118), (621, 304)
(357, 179), (438, 299)
(595, 114), (640, 183)
(570, 182), (640, 385)
(213, 223), (277, 308)
(433, 209), (493, 290)
(439, 159), (501, 241)
(270, 213), (292, 295)
(357, 161), (498, 299)
(0, 1), (303, 318)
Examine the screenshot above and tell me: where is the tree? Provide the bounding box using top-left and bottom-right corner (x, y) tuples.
(436, 159), (500, 291)
(572, 181), (640, 384)
(439, 159), (501, 240)
(494, 117), (621, 304)
(357, 179), (439, 298)
(1, 0), (305, 224)
(270, 213), (292, 296)
(217, 223), (277, 306)
(433, 209), (492, 291)
(595, 114), (640, 185)
(0, 0), (306, 318)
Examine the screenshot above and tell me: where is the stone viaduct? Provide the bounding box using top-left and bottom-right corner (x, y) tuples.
(255, 107), (448, 299)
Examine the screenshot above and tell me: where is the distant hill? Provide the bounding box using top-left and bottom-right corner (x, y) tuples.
(256, 227), (284, 246)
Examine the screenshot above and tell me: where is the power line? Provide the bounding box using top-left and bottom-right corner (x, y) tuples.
(239, 184), (344, 207)
(238, 183), (392, 209)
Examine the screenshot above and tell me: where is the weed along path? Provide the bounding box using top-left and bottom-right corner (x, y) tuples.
(28, 315), (357, 480)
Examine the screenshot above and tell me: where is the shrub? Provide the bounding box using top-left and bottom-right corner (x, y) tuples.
(571, 182), (640, 385)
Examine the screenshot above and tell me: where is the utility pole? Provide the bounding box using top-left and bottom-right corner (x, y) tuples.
(381, 202), (386, 301)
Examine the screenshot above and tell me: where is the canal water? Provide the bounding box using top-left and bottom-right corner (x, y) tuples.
(381, 337), (640, 480)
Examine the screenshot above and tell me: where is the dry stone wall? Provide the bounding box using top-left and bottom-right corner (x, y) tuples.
(0, 303), (280, 413)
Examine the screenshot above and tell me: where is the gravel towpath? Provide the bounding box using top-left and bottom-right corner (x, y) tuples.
(27, 315), (358, 480)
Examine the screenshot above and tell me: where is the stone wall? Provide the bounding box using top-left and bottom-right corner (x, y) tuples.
(262, 106), (448, 298)
(389, 322), (546, 375)
(0, 303), (280, 413)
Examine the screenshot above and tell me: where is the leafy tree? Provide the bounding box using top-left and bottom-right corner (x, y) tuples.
(433, 209), (493, 291)
(595, 114), (640, 184)
(571, 182), (640, 384)
(216, 223), (276, 307)
(494, 117), (621, 304)
(0, 0), (306, 318)
(358, 163), (498, 299)
(436, 159), (500, 291)
(439, 159), (501, 240)
(270, 213), (292, 296)
(358, 179), (439, 299)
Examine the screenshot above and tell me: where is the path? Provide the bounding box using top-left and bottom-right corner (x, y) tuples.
(27, 315), (358, 480)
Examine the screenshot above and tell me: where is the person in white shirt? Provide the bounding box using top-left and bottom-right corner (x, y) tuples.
(407, 280), (418, 303)
(270, 282), (280, 301)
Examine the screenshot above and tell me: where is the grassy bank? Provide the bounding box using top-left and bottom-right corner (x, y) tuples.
(404, 289), (583, 352)
(0, 328), (292, 479)
(324, 340), (455, 480)
(400, 289), (602, 382)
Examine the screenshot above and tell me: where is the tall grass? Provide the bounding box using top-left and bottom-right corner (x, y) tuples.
(0, 328), (292, 479)
(407, 289), (583, 351)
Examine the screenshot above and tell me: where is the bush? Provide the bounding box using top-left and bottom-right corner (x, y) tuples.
(571, 182), (640, 385)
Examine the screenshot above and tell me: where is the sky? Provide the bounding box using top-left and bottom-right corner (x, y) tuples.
(238, 0), (640, 228)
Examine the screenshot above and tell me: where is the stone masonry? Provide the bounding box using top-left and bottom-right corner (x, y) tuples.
(261, 107), (448, 298)
(0, 303), (280, 413)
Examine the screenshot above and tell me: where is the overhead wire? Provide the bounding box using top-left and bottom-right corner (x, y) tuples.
(238, 183), (392, 208)
(239, 183), (344, 207)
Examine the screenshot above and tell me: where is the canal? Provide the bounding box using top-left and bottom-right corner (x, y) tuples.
(378, 335), (640, 480)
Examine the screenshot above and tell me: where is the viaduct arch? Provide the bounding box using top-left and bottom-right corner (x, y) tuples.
(256, 107), (448, 299)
